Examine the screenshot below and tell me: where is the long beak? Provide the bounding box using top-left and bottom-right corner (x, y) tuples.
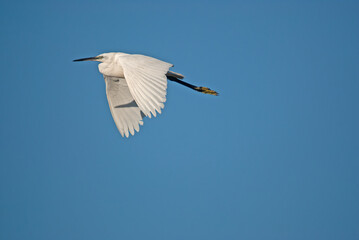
(73, 56), (101, 62)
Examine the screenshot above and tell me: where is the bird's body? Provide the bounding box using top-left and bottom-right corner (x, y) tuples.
(74, 52), (217, 137)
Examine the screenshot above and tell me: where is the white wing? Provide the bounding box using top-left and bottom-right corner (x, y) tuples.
(119, 54), (173, 118)
(104, 75), (145, 138)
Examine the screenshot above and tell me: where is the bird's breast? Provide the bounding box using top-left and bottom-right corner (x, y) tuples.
(98, 62), (125, 78)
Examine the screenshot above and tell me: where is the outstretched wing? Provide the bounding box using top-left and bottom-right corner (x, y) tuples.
(104, 75), (145, 138)
(119, 54), (173, 118)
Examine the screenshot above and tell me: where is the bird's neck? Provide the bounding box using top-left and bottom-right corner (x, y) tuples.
(98, 62), (125, 78)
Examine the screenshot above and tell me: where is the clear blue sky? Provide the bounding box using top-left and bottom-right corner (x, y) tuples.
(0, 1), (358, 239)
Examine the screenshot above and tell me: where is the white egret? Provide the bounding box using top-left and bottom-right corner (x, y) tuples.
(74, 52), (218, 137)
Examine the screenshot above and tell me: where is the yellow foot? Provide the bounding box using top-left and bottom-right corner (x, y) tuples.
(194, 87), (219, 96)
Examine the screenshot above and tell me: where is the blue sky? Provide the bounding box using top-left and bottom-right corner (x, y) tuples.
(0, 0), (358, 239)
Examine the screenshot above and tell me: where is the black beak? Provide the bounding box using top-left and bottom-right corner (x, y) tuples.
(73, 56), (100, 62)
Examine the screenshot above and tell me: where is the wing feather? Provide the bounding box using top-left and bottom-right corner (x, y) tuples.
(119, 54), (172, 118)
(135, 80), (164, 115)
(104, 75), (144, 137)
(127, 78), (154, 118)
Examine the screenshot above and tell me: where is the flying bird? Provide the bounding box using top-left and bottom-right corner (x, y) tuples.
(74, 52), (218, 137)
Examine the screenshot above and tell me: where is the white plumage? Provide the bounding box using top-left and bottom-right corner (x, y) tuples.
(104, 76), (144, 138)
(118, 54), (172, 118)
(74, 52), (218, 137)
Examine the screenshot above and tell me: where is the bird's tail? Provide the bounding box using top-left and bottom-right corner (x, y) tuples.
(166, 70), (185, 79)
